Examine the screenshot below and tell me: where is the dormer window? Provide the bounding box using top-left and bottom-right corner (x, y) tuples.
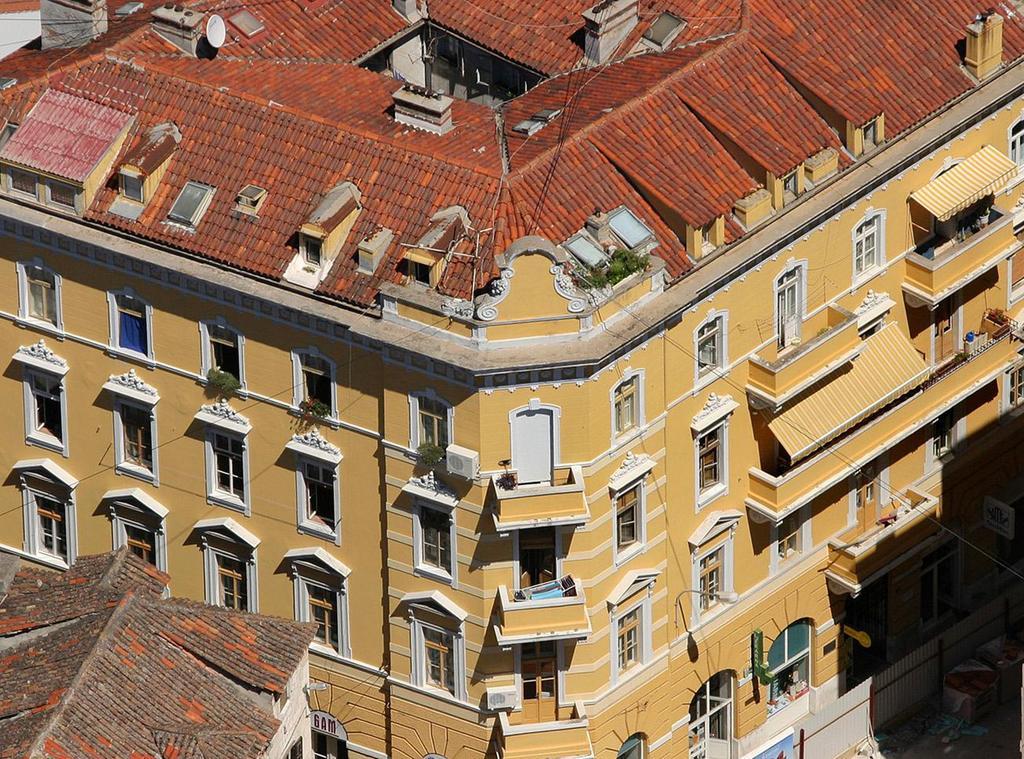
(47, 181), (77, 211)
(863, 118), (879, 150)
(302, 235), (323, 267)
(782, 170), (798, 199)
(235, 184), (267, 215)
(168, 181), (214, 228)
(119, 169), (144, 203)
(10, 167), (35, 197)
(407, 259), (433, 285)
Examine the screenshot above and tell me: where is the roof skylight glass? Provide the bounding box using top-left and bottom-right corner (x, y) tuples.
(565, 232), (607, 267)
(168, 181), (215, 227)
(512, 108), (563, 136)
(644, 12), (684, 48)
(609, 207), (653, 249)
(229, 9), (265, 37)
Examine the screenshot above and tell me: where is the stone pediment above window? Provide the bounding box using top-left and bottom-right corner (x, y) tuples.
(195, 399), (251, 434)
(13, 339), (68, 376)
(286, 429), (342, 465)
(283, 547), (351, 578)
(103, 369), (159, 405)
(13, 458), (78, 489)
(399, 589), (468, 622)
(688, 509), (742, 549)
(402, 470), (458, 507)
(101, 487), (169, 519)
(192, 516), (260, 549)
(608, 452), (655, 492)
(691, 393), (738, 432)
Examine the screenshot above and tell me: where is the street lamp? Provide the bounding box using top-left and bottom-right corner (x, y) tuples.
(673, 588), (739, 630)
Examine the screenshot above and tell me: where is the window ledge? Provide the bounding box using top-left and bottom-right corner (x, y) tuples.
(413, 564), (454, 586)
(696, 483), (727, 510)
(116, 462), (156, 485)
(614, 542), (646, 567)
(694, 370), (722, 392)
(207, 492), (248, 514)
(26, 432), (66, 457)
(613, 659), (651, 688)
(288, 406), (341, 430)
(14, 316), (63, 337)
(106, 345), (155, 367)
(298, 521), (339, 544)
(28, 551), (70, 571)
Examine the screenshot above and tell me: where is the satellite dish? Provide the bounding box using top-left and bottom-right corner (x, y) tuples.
(206, 14), (226, 48)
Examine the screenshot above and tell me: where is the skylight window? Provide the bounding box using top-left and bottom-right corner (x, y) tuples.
(565, 232), (608, 267)
(229, 9), (265, 37)
(168, 181), (215, 227)
(235, 184), (267, 215)
(608, 207), (654, 249)
(643, 12), (684, 49)
(511, 108), (563, 136)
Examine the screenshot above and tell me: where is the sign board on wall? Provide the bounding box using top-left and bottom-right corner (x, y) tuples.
(745, 732), (795, 759)
(311, 710), (347, 739)
(983, 496), (1015, 540)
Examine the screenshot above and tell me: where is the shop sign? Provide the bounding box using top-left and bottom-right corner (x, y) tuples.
(311, 710), (346, 738)
(983, 496), (1014, 539)
(746, 732), (795, 759)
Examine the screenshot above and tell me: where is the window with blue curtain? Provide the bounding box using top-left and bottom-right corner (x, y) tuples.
(117, 295), (148, 354)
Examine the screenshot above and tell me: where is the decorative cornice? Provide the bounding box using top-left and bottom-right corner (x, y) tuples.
(15, 339), (67, 370)
(199, 399), (249, 427)
(441, 297), (475, 319)
(407, 470), (457, 501)
(691, 392), (738, 431)
(291, 428), (341, 457)
(609, 451), (656, 492)
(612, 452), (648, 481)
(107, 369), (157, 397)
(855, 289), (891, 315)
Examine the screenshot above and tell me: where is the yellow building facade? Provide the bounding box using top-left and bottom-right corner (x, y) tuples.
(4, 5), (1024, 759)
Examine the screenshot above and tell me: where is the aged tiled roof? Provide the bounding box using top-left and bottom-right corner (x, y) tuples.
(0, 549), (316, 759)
(0, 0), (1021, 310)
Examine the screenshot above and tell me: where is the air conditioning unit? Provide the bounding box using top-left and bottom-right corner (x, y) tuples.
(486, 686), (519, 711)
(446, 444), (479, 480)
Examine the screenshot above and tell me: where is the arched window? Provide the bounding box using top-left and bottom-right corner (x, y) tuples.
(617, 733), (647, 759)
(767, 620), (812, 715)
(1011, 119), (1024, 166)
(689, 672), (732, 759)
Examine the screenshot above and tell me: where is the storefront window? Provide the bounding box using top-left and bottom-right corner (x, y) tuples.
(767, 621), (811, 716)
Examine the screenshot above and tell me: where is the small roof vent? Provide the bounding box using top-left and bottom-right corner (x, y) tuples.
(235, 184), (267, 215)
(0, 77), (17, 91)
(511, 108), (562, 136)
(393, 84), (454, 135)
(115, 1), (144, 15)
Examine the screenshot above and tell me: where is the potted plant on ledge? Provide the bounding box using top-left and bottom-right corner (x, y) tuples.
(417, 443), (446, 467)
(206, 367), (241, 396)
(299, 398), (331, 422)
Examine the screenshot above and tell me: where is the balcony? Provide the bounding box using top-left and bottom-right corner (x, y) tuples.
(491, 465), (589, 532)
(747, 327), (1018, 521)
(498, 703), (593, 759)
(494, 577), (591, 646)
(747, 305), (863, 407)
(826, 485), (940, 596)
(903, 206), (1016, 308)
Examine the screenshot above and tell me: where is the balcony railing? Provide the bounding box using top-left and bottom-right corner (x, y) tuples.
(747, 305), (862, 407)
(498, 702), (593, 759)
(903, 206), (1015, 308)
(494, 576), (590, 646)
(747, 326), (1017, 521)
(826, 485), (940, 595)
(490, 465), (589, 531)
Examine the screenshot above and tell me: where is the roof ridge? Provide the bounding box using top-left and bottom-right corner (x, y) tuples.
(25, 592), (138, 757)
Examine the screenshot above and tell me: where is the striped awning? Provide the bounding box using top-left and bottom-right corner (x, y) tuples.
(910, 145), (1017, 221)
(768, 323), (929, 462)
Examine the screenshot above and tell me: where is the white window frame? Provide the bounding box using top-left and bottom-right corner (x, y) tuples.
(290, 561), (351, 659)
(690, 533), (735, 628)
(113, 398), (159, 485)
(106, 288), (154, 362)
(19, 469), (77, 568)
(412, 499), (457, 585)
(410, 614), (467, 701)
(22, 367), (68, 457)
(695, 420), (728, 509)
(291, 347), (338, 420)
(1010, 116), (1024, 168)
(200, 535), (258, 612)
(613, 478), (647, 565)
(16, 260), (63, 332)
(694, 312), (727, 388)
(926, 406), (963, 473)
(108, 497), (168, 572)
(852, 210), (886, 282)
(610, 370), (645, 442)
(773, 261), (807, 350)
(294, 455), (341, 544)
(204, 427), (250, 514)
(45, 179), (78, 212)
(770, 505), (811, 575)
(409, 389), (454, 451)
(1004, 359), (1024, 416)
(7, 165), (38, 201)
(199, 318), (247, 393)
(610, 589), (653, 685)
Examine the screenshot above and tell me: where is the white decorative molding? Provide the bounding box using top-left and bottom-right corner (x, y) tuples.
(476, 268), (515, 322)
(13, 339), (69, 376)
(286, 428), (342, 465)
(103, 369), (159, 404)
(441, 298), (475, 319)
(691, 393), (738, 432)
(608, 452), (656, 492)
(402, 470), (459, 507)
(854, 289), (895, 329)
(195, 399), (251, 434)
(550, 264), (589, 314)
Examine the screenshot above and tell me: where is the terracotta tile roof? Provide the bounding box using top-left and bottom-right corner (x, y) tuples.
(0, 0), (37, 13)
(0, 89), (133, 181)
(0, 549), (316, 759)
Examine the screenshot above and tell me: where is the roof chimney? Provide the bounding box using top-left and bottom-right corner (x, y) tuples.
(582, 0), (638, 66)
(585, 208), (614, 246)
(151, 4), (205, 57)
(40, 0), (108, 49)
(393, 84), (454, 135)
(392, 0), (421, 21)
(358, 228), (395, 274)
(965, 11), (1003, 80)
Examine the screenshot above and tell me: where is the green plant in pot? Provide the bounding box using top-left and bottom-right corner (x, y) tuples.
(206, 367), (241, 395)
(417, 443), (446, 467)
(300, 398), (332, 421)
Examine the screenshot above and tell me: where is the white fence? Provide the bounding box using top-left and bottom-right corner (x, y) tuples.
(798, 679), (872, 759)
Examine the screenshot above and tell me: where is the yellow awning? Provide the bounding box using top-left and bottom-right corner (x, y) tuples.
(910, 144), (1016, 221)
(768, 323), (928, 462)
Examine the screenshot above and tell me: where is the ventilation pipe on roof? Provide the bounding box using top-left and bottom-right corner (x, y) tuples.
(393, 84), (454, 135)
(151, 4), (205, 57)
(585, 208), (615, 247)
(965, 10), (1003, 80)
(392, 0), (421, 22)
(582, 0), (638, 66)
(40, 0), (108, 49)
(358, 228), (395, 274)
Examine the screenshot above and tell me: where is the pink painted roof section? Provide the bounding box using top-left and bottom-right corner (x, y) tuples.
(0, 88), (133, 182)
